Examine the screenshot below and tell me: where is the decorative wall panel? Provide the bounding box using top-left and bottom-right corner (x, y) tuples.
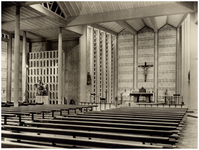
(90, 28), (116, 103)
(138, 27), (154, 89)
(118, 30), (134, 100)
(158, 24), (176, 98)
(28, 50), (58, 104)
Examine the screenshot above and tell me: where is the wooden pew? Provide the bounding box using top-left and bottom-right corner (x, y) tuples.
(1, 105), (98, 125)
(79, 113), (184, 120)
(1, 130), (174, 148)
(2, 125), (178, 145)
(1, 141), (59, 149)
(31, 118), (180, 130)
(24, 121), (180, 137)
(55, 116), (181, 126)
(2, 106), (185, 148)
(68, 114), (184, 123)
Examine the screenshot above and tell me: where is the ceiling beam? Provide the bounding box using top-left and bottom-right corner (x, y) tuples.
(2, 16), (46, 25)
(142, 19), (146, 26)
(115, 21), (137, 35)
(57, 2), (68, 18)
(65, 26), (83, 35)
(28, 4), (68, 26)
(177, 13), (189, 28)
(177, 2), (195, 11)
(89, 24), (117, 35)
(26, 31), (43, 38)
(150, 17), (158, 33)
(22, 2), (45, 6)
(1, 29), (11, 35)
(67, 2), (195, 27)
(166, 15), (169, 24)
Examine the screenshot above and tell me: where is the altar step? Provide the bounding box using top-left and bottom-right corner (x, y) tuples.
(119, 102), (187, 108)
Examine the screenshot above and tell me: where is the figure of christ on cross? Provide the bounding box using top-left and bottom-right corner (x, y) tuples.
(138, 62), (153, 82)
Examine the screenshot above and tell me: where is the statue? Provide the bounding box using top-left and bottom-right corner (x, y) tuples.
(163, 89), (168, 103)
(87, 72), (91, 85)
(34, 80), (48, 96)
(138, 62), (153, 82)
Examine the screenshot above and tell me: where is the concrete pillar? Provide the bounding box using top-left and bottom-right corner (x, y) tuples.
(62, 52), (65, 103)
(189, 13), (198, 109)
(108, 33), (112, 103)
(96, 29), (100, 102)
(22, 31), (27, 102)
(102, 32), (106, 99)
(89, 27), (94, 101)
(182, 15), (190, 108)
(79, 25), (87, 103)
(176, 28), (181, 94)
(14, 5), (20, 107)
(58, 27), (63, 104)
(7, 34), (12, 102)
(134, 34), (138, 89)
(154, 33), (158, 103)
(114, 35), (118, 103)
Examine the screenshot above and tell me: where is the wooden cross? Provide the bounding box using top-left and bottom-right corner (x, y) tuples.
(138, 62), (153, 82)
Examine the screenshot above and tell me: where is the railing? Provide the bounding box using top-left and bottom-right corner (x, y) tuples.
(79, 102), (115, 111)
(158, 95), (184, 105)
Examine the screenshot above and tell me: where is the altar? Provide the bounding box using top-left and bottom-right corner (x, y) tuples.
(129, 93), (153, 103)
(36, 96), (49, 104)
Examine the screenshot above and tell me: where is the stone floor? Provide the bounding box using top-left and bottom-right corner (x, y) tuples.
(176, 110), (198, 149)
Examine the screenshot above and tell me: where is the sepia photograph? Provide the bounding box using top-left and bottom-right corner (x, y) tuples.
(1, 1), (198, 149)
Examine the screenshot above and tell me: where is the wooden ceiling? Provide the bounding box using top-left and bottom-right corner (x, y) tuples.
(1, 1), (196, 41)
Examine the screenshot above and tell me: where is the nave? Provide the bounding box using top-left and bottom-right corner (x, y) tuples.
(2, 105), (188, 149)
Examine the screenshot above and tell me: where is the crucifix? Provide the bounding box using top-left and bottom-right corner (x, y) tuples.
(138, 62), (153, 82)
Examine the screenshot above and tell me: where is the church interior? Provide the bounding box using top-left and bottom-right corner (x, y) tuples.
(1, 1), (198, 149)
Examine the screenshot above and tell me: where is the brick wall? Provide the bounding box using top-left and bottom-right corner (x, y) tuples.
(51, 40), (79, 51)
(138, 27), (154, 90)
(117, 30), (134, 100)
(0, 38), (30, 102)
(64, 44), (80, 104)
(116, 25), (177, 102)
(31, 42), (46, 52)
(158, 25), (176, 98)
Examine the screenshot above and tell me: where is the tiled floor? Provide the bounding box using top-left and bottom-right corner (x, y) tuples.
(176, 111), (198, 149)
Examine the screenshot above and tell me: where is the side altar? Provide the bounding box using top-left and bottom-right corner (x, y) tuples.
(34, 80), (49, 104)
